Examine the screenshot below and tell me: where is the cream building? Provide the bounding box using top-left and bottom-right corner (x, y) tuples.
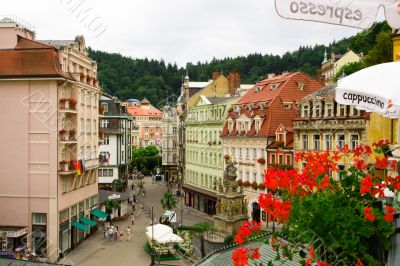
(0, 18), (102, 262)
(320, 49), (362, 85)
(184, 96), (238, 215)
(162, 104), (178, 182)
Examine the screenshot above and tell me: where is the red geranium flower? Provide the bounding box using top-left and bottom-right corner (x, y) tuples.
(356, 258), (363, 266)
(384, 206), (396, 222)
(360, 175), (373, 195)
(316, 261), (330, 266)
(364, 207), (375, 222)
(232, 247), (248, 266)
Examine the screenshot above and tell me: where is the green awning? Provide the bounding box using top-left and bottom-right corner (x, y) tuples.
(80, 216), (97, 226)
(91, 208), (108, 219)
(71, 221), (89, 232)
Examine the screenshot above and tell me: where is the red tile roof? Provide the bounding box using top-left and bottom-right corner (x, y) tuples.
(0, 36), (69, 79)
(221, 72), (324, 138)
(127, 106), (162, 116)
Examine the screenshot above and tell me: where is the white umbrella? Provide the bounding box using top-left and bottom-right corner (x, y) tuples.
(335, 62), (400, 119)
(145, 224), (183, 244)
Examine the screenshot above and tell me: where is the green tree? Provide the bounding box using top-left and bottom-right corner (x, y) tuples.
(103, 199), (120, 223)
(364, 31), (393, 67)
(335, 61), (366, 81)
(160, 192), (177, 210)
(112, 178), (124, 192)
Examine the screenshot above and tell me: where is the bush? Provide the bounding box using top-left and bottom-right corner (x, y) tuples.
(224, 235), (234, 246)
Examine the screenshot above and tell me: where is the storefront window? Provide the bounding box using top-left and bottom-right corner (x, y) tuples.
(32, 213), (47, 257)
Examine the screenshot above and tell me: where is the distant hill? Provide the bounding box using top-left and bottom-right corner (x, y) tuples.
(88, 22), (391, 107)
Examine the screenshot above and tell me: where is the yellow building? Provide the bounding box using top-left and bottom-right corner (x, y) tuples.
(294, 84), (393, 180)
(392, 30), (400, 144)
(320, 49), (362, 85)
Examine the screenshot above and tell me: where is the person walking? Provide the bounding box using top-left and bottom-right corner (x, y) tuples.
(132, 202), (136, 212)
(142, 190), (146, 198)
(108, 226), (113, 241)
(130, 213), (135, 225)
(119, 228), (124, 241)
(125, 226), (131, 241)
(114, 226), (119, 241)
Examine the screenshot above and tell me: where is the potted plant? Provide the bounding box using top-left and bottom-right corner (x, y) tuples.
(257, 158), (266, 165)
(224, 154), (230, 160)
(68, 98), (78, 109)
(258, 183), (266, 190)
(213, 141), (217, 145)
(251, 181), (258, 190)
(59, 160), (69, 171)
(99, 105), (105, 114)
(208, 141), (212, 146)
(59, 129), (68, 141)
(80, 70), (86, 80)
(69, 129), (76, 140)
(59, 98), (67, 109)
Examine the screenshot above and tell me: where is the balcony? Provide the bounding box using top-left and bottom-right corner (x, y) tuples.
(59, 160), (77, 175)
(59, 129), (78, 144)
(59, 98), (78, 114)
(101, 126), (124, 135)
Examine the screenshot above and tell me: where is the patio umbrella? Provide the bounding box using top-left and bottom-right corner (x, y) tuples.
(146, 224), (182, 244)
(335, 62), (400, 154)
(335, 62), (400, 118)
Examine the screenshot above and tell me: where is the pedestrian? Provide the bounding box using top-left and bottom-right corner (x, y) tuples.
(142, 190), (146, 198)
(114, 226), (119, 241)
(131, 183), (134, 190)
(133, 195), (136, 203)
(131, 213), (135, 225)
(132, 202), (136, 211)
(108, 227), (113, 241)
(119, 229), (124, 241)
(125, 226), (131, 241)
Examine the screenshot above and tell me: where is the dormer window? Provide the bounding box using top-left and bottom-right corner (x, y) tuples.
(302, 104), (309, 118)
(259, 102), (266, 110)
(270, 83), (279, 91)
(314, 102), (321, 117)
(283, 102), (292, 110)
(298, 83), (305, 91)
(228, 121), (234, 133)
(233, 105), (242, 112)
(247, 103), (253, 110)
(255, 86), (263, 92)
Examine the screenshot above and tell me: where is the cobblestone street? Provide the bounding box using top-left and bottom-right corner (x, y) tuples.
(60, 177), (213, 266)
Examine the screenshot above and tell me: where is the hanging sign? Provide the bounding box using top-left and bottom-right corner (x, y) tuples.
(275, 0), (400, 29)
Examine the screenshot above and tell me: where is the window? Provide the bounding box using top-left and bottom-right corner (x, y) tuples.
(98, 169), (103, 177)
(325, 134), (333, 150)
(338, 104), (346, 116)
(326, 103), (333, 117)
(32, 213), (47, 257)
(303, 105), (309, 118)
(314, 103), (321, 117)
(301, 135), (308, 150)
(337, 134), (345, 149)
(284, 104), (291, 109)
(270, 154), (276, 165)
(313, 134), (321, 150)
(101, 103), (108, 113)
(338, 165), (345, 180)
(253, 148), (257, 158)
(80, 118), (84, 133)
(86, 119), (90, 132)
(350, 134), (359, 150)
(104, 135), (110, 145)
(100, 119), (109, 128)
(80, 91), (85, 104)
(278, 154), (284, 164)
(286, 154), (291, 165)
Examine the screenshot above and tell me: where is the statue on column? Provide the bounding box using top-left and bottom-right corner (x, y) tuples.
(223, 157), (238, 192)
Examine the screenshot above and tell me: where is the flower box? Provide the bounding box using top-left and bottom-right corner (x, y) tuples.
(258, 183), (265, 190)
(224, 155), (230, 160)
(237, 180), (243, 187)
(243, 181), (250, 187)
(59, 160), (69, 171)
(257, 158), (266, 165)
(68, 98), (78, 109)
(251, 181), (258, 190)
(69, 129), (76, 140)
(99, 105), (105, 114)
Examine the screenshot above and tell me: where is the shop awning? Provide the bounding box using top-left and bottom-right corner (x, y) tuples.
(71, 221), (89, 232)
(91, 209), (108, 219)
(79, 216), (97, 226)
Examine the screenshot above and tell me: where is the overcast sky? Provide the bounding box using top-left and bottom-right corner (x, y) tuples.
(3, 0), (380, 66)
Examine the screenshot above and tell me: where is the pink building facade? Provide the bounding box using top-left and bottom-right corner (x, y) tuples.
(0, 19), (101, 262)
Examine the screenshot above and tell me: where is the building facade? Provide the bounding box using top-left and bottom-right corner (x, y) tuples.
(127, 99), (162, 149)
(221, 72), (324, 225)
(0, 19), (101, 262)
(161, 105), (178, 182)
(293, 84), (394, 179)
(98, 95), (133, 190)
(320, 50), (362, 85)
(184, 96), (238, 215)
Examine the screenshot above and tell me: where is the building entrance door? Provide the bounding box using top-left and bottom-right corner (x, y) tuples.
(252, 202), (261, 222)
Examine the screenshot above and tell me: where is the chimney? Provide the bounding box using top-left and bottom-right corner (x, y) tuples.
(212, 71), (221, 80)
(227, 71), (241, 96)
(267, 73), (275, 79)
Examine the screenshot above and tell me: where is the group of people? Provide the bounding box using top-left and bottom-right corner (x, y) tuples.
(104, 225), (132, 241)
